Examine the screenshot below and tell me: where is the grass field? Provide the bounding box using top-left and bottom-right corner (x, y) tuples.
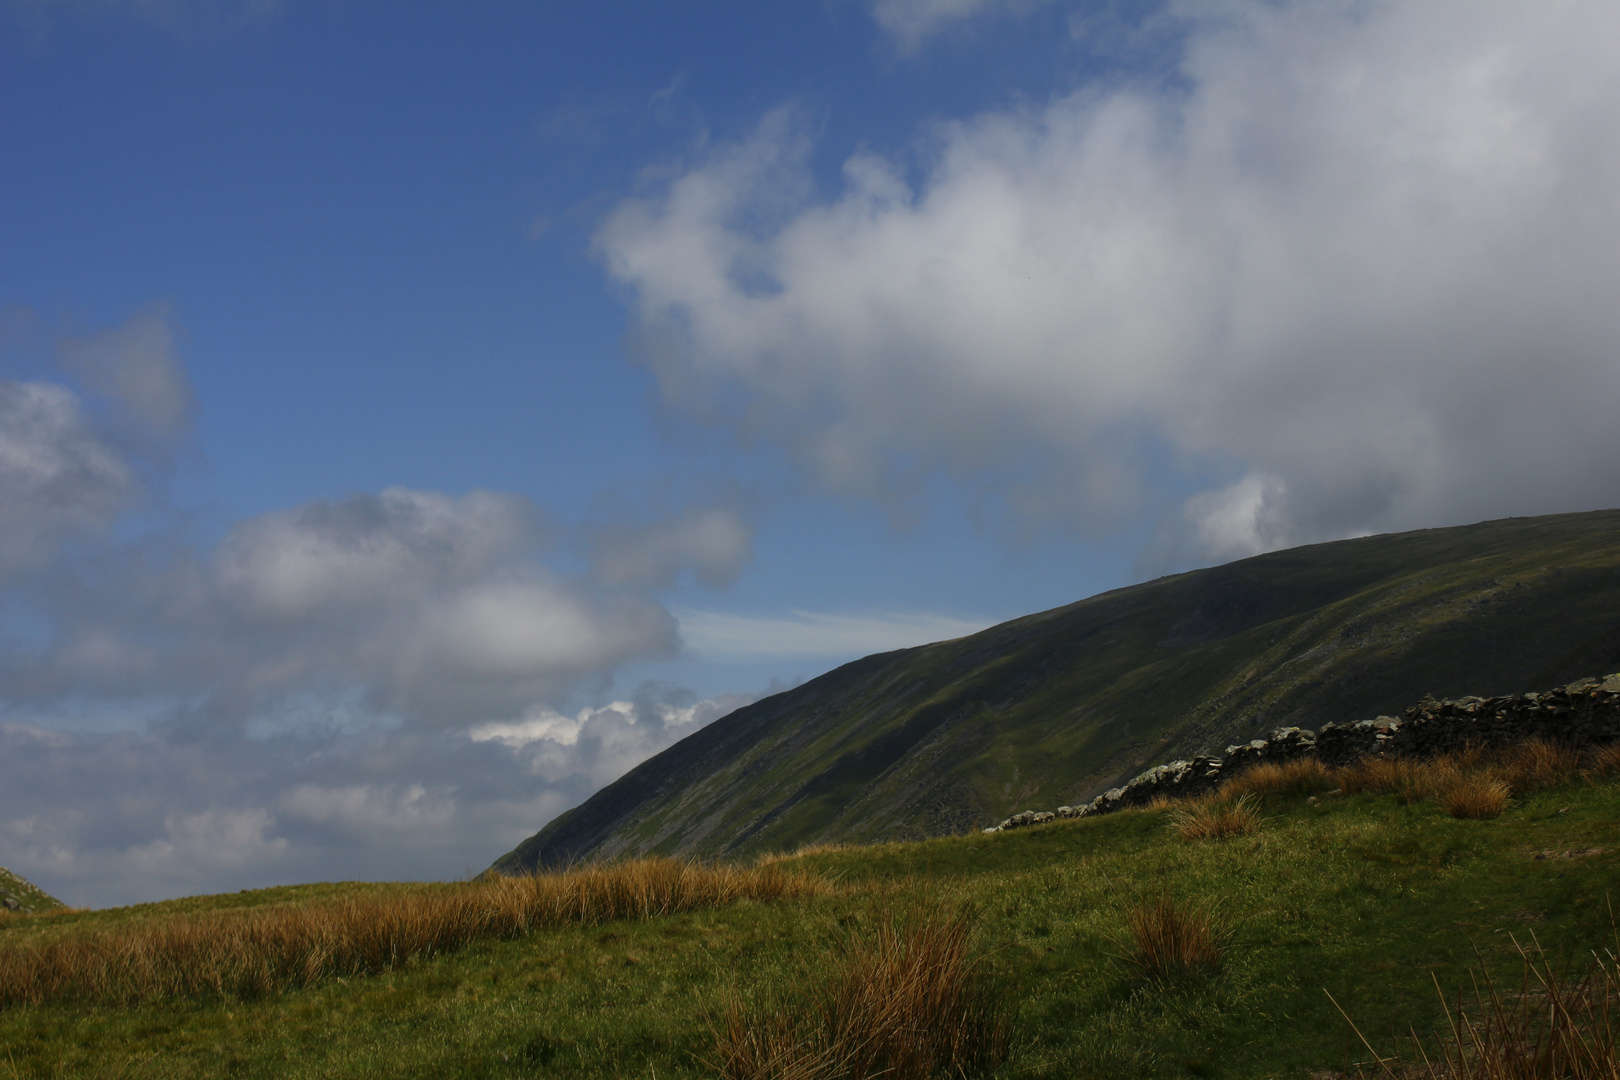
(5, 763), (1620, 1078)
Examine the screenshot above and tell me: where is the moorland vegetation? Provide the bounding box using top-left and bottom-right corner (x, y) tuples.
(5, 733), (1620, 1078)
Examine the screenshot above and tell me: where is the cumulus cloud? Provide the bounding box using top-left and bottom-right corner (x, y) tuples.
(588, 505), (753, 589)
(58, 304), (195, 444)
(0, 685), (744, 907)
(602, 0), (1620, 562)
(0, 305), (198, 581)
(0, 380), (134, 580)
(0, 469), (748, 903)
(870, 0), (1046, 51)
(0, 313), (760, 903)
(467, 690), (753, 788)
(4, 486), (684, 725)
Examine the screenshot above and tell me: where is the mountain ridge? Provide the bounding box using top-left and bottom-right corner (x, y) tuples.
(494, 509), (1620, 873)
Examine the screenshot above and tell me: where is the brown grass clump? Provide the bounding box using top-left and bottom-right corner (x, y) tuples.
(756, 842), (851, 867)
(1501, 739), (1583, 793)
(1333, 928), (1620, 1079)
(1335, 756), (1422, 799)
(1583, 742), (1620, 781)
(1170, 793), (1263, 841)
(1226, 758), (1336, 800)
(1121, 895), (1226, 982)
(1442, 777), (1512, 820)
(1328, 739), (1584, 820)
(0, 857), (827, 1008)
(1340, 756), (1467, 804)
(710, 907), (1013, 1080)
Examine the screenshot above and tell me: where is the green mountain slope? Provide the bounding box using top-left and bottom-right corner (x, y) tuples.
(493, 509), (1620, 873)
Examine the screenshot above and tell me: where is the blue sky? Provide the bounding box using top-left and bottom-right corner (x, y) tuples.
(4, 0), (1620, 906)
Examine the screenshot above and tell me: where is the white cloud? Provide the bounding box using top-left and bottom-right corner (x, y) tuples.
(676, 608), (992, 660)
(0, 685), (752, 907)
(870, 0), (1044, 51)
(1181, 472), (1292, 564)
(602, 0), (1620, 562)
(0, 485), (686, 726)
(58, 304), (195, 443)
(0, 318), (760, 904)
(216, 487), (536, 620)
(469, 692), (750, 787)
(588, 505), (753, 588)
(0, 380), (134, 580)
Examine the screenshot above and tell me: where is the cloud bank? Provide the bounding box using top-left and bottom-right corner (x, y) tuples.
(0, 309), (756, 905)
(0, 687), (746, 908)
(602, 0), (1620, 562)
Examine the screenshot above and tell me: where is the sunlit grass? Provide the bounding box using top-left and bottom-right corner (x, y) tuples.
(0, 858), (828, 1008)
(2, 744), (1619, 1078)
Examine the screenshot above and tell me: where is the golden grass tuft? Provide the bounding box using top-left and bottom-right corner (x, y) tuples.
(1501, 739), (1583, 793)
(756, 842), (851, 867)
(710, 907), (1013, 1080)
(0, 857), (828, 1008)
(1337, 756), (1465, 804)
(1335, 756), (1418, 798)
(1584, 742), (1620, 781)
(1170, 793), (1263, 841)
(1225, 757), (1336, 800)
(1328, 739), (1581, 820)
(1441, 776), (1512, 819)
(1121, 895), (1226, 982)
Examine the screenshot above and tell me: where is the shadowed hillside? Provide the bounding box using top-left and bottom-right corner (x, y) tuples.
(494, 509), (1620, 873)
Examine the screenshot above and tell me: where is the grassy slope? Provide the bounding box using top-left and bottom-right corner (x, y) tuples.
(497, 509), (1620, 871)
(6, 776), (1620, 1078)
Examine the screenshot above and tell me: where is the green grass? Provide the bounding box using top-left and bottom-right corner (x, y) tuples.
(5, 774), (1620, 1078)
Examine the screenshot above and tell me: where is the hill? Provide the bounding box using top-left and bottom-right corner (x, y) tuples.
(495, 509), (1620, 872)
(0, 866), (63, 915)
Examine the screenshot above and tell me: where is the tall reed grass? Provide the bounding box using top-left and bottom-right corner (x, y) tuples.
(710, 906), (1013, 1080)
(1441, 777), (1513, 820)
(0, 858), (827, 1008)
(1170, 793), (1264, 840)
(1334, 927), (1620, 1079)
(1224, 757), (1337, 800)
(1120, 895), (1227, 982)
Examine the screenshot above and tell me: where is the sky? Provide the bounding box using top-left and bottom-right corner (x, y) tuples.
(3, 0), (1620, 907)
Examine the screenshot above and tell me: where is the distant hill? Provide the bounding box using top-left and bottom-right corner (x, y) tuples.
(493, 509), (1620, 873)
(0, 866), (64, 914)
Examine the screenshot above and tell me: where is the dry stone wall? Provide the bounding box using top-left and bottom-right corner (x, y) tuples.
(985, 672), (1620, 834)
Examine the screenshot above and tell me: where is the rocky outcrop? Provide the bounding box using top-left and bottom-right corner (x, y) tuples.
(984, 673), (1620, 833)
(0, 865), (62, 914)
